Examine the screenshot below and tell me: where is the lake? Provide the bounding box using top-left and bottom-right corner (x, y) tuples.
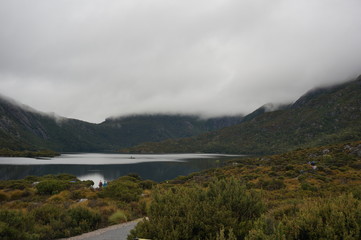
(0, 153), (239, 184)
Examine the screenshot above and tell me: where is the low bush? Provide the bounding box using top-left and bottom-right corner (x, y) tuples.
(68, 206), (101, 234)
(108, 210), (128, 224)
(30, 204), (101, 239)
(128, 178), (264, 240)
(31, 204), (68, 239)
(81, 180), (94, 188)
(0, 180), (30, 190)
(36, 180), (68, 195)
(256, 178), (286, 190)
(139, 180), (157, 190)
(101, 179), (142, 203)
(300, 182), (318, 191)
(47, 190), (71, 202)
(0, 191), (8, 202)
(10, 189), (29, 200)
(0, 209), (37, 240)
(247, 194), (361, 240)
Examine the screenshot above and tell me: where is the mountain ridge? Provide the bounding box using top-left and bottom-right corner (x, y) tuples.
(1, 76), (360, 154)
(0, 96), (243, 152)
(121, 76), (361, 154)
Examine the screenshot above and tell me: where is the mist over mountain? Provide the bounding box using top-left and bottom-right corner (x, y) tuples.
(0, 97), (243, 152)
(1, 75), (361, 154)
(122, 76), (361, 154)
(1, 1), (361, 123)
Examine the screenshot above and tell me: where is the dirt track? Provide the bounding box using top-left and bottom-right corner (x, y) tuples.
(60, 218), (142, 240)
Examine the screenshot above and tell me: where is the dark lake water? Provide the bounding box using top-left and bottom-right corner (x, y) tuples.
(0, 153), (239, 183)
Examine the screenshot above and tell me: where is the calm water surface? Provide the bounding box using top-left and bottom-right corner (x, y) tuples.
(0, 153), (239, 183)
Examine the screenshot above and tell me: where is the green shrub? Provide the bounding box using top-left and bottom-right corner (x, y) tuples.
(81, 180), (94, 187)
(139, 180), (157, 190)
(68, 206), (101, 234)
(31, 204), (101, 239)
(257, 178), (286, 190)
(300, 182), (318, 191)
(101, 179), (142, 202)
(247, 194), (361, 240)
(54, 173), (77, 181)
(10, 189), (30, 200)
(126, 173), (141, 180)
(24, 176), (40, 182)
(285, 165), (294, 171)
(35, 180), (68, 195)
(0, 180), (30, 190)
(31, 204), (64, 224)
(31, 204), (68, 239)
(108, 210), (128, 224)
(216, 226), (237, 240)
(292, 194), (361, 239)
(351, 186), (361, 200)
(0, 192), (8, 202)
(0, 209), (37, 240)
(128, 178), (264, 240)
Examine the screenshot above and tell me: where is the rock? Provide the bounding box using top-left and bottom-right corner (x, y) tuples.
(322, 149), (330, 154)
(32, 181), (40, 186)
(344, 144), (352, 151)
(308, 153), (318, 158)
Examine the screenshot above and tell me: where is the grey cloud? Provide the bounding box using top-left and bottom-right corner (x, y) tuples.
(0, 0), (361, 122)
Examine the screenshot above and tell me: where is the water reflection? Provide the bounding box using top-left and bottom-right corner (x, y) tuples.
(78, 172), (104, 187)
(0, 153), (239, 182)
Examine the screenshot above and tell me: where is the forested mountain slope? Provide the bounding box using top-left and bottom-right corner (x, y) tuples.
(0, 96), (242, 152)
(122, 76), (361, 154)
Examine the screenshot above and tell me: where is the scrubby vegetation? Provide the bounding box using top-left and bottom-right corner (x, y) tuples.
(0, 148), (59, 158)
(129, 140), (361, 239)
(1, 140), (361, 239)
(128, 178), (264, 240)
(0, 173), (154, 239)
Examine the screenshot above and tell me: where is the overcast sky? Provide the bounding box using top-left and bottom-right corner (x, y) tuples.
(1, 0), (361, 123)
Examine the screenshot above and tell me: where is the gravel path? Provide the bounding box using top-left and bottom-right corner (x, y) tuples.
(60, 219), (142, 240)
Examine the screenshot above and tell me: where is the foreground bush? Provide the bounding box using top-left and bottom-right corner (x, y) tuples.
(0, 173), (150, 240)
(108, 210), (128, 224)
(67, 206), (101, 235)
(128, 178), (264, 240)
(31, 204), (101, 239)
(100, 176), (143, 202)
(247, 194), (361, 240)
(35, 180), (69, 195)
(0, 209), (37, 240)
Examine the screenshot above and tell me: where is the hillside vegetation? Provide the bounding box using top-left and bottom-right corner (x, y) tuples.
(122, 76), (361, 154)
(1, 141), (361, 239)
(129, 140), (361, 239)
(0, 96), (242, 152)
(0, 148), (59, 158)
(0, 173), (155, 239)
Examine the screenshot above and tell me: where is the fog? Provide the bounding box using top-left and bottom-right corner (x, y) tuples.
(1, 0), (361, 123)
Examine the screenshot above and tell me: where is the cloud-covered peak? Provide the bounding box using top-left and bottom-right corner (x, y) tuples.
(1, 0), (361, 123)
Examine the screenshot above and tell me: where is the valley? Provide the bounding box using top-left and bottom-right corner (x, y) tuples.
(124, 76), (361, 154)
(0, 96), (242, 153)
(1, 76), (361, 239)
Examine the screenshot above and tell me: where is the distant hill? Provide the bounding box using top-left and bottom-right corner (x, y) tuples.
(99, 114), (242, 149)
(0, 96), (242, 152)
(122, 76), (361, 154)
(0, 96), (107, 151)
